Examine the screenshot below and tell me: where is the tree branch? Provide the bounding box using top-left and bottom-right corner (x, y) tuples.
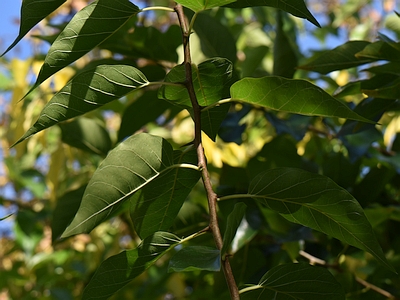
(174, 4), (239, 299)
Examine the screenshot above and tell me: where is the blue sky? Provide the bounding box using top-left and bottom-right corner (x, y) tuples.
(0, 1), (22, 58)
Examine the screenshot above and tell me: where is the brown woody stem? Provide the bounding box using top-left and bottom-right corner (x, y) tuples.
(174, 4), (240, 300)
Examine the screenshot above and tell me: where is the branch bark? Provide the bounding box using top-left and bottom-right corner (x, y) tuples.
(174, 4), (240, 299)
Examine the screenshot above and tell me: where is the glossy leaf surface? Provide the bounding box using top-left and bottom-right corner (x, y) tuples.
(1, 0), (67, 57)
(62, 133), (196, 237)
(130, 148), (200, 239)
(168, 246), (221, 272)
(230, 76), (373, 123)
(248, 168), (394, 271)
(241, 263), (345, 299)
(27, 0), (139, 95)
(83, 232), (180, 300)
(14, 65), (148, 146)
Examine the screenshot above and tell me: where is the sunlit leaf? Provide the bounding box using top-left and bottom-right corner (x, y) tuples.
(83, 232), (180, 300)
(130, 148), (200, 239)
(230, 76), (374, 123)
(247, 167), (394, 272)
(62, 133), (198, 237)
(26, 0), (139, 96)
(221, 202), (247, 256)
(1, 0), (67, 57)
(226, 0), (320, 27)
(13, 65), (149, 146)
(240, 263), (345, 299)
(175, 0), (236, 12)
(168, 246), (221, 272)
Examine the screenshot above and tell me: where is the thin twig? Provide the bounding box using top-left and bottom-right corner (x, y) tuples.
(174, 4), (240, 299)
(300, 250), (399, 300)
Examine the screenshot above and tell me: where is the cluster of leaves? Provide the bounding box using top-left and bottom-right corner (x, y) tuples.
(1, 0), (400, 299)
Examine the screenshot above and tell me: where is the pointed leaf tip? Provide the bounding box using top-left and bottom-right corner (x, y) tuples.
(230, 76), (375, 123)
(12, 65), (148, 146)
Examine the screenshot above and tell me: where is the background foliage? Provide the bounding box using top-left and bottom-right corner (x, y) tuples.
(1, 0), (400, 299)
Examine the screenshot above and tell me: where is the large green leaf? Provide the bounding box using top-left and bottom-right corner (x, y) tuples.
(130, 148), (200, 239)
(298, 41), (372, 74)
(26, 0), (139, 96)
(226, 0), (320, 27)
(247, 167), (394, 271)
(168, 246), (221, 272)
(240, 263), (345, 299)
(1, 0), (67, 57)
(59, 117), (112, 156)
(230, 76), (373, 123)
(13, 65), (149, 146)
(158, 57), (233, 108)
(83, 232), (180, 300)
(175, 0), (236, 12)
(62, 133), (197, 237)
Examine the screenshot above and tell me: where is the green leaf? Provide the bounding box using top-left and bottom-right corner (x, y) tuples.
(13, 65), (149, 146)
(100, 24), (182, 62)
(221, 202), (247, 256)
(192, 12), (237, 63)
(62, 133), (193, 237)
(130, 148), (200, 239)
(1, 0), (67, 57)
(248, 167), (394, 272)
(175, 0), (236, 12)
(226, 0), (320, 27)
(158, 57), (233, 108)
(230, 76), (374, 123)
(355, 40), (400, 62)
(201, 103), (230, 141)
(118, 91), (174, 141)
(240, 263), (345, 299)
(59, 117), (112, 156)
(26, 0), (139, 96)
(168, 246), (221, 272)
(51, 186), (86, 243)
(298, 41), (372, 74)
(362, 77), (400, 99)
(83, 232), (180, 300)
